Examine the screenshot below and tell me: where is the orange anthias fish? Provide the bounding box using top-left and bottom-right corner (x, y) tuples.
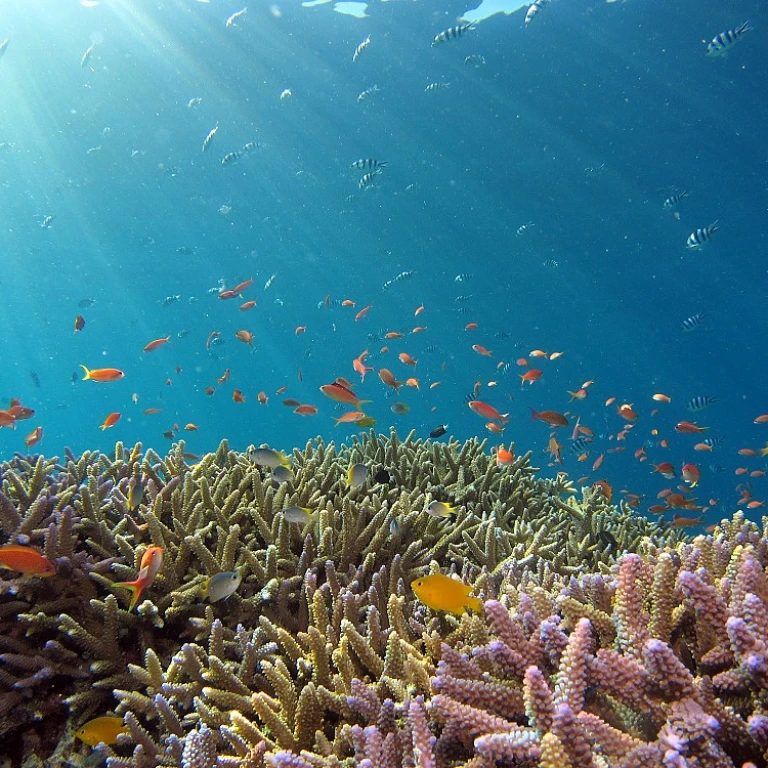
(398, 352), (417, 367)
(0, 544), (56, 577)
(531, 409), (569, 427)
(143, 336), (171, 353)
(353, 350), (373, 383)
(355, 305), (373, 321)
(497, 445), (515, 465)
(294, 404), (319, 416)
(113, 545), (163, 611)
(378, 368), (403, 391)
(676, 421), (708, 434)
(334, 411), (367, 426)
(75, 715), (128, 747)
(235, 330), (255, 345)
(80, 365), (125, 383)
(25, 426), (44, 448)
(472, 344), (492, 356)
(320, 382), (370, 407)
(519, 369), (543, 385)
(411, 573), (482, 614)
(467, 400), (508, 424)
(99, 412), (121, 431)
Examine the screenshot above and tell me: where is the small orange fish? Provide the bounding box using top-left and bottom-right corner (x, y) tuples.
(548, 351), (564, 360)
(76, 716), (128, 747)
(8, 404), (34, 420)
(232, 389), (245, 403)
(342, 299), (356, 307)
(568, 389), (588, 401)
(519, 369), (543, 385)
(355, 304), (373, 321)
(486, 422), (505, 434)
(99, 412), (121, 431)
(652, 393), (672, 403)
(411, 573), (481, 614)
(617, 405), (638, 421)
(113, 545), (163, 611)
(353, 350), (373, 383)
(531, 409), (569, 428)
(294, 404), (318, 416)
(754, 414), (768, 424)
(592, 453), (605, 471)
(405, 377), (420, 390)
(385, 331), (404, 339)
(412, 326), (427, 333)
(465, 322), (478, 331)
(675, 421), (708, 434)
(414, 304), (425, 316)
(231, 278), (253, 294)
(257, 391), (268, 405)
(239, 300), (257, 311)
(379, 368), (402, 391)
(275, 385), (288, 395)
(235, 330), (255, 345)
(320, 382), (370, 407)
(472, 344), (492, 356)
(25, 426), (44, 448)
(218, 289), (239, 300)
(184, 423), (199, 431)
(295, 326), (306, 335)
(334, 411), (366, 425)
(468, 400), (508, 423)
(205, 386), (216, 396)
(497, 445), (514, 465)
(143, 336), (171, 353)
(398, 352), (417, 367)
(529, 350), (548, 358)
(0, 544), (56, 577)
(80, 365), (125, 383)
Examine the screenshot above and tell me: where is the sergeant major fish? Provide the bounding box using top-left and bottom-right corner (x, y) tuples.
(352, 35), (371, 62)
(706, 21), (751, 56)
(225, 8), (247, 27)
(686, 221), (719, 249)
(525, 0), (548, 26)
(432, 23), (474, 46)
(202, 124), (218, 153)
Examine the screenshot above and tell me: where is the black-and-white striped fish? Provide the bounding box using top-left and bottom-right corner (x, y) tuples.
(706, 21), (751, 57)
(663, 190), (689, 210)
(454, 294), (473, 303)
(525, 0), (548, 26)
(202, 125), (218, 153)
(351, 158), (387, 170)
(432, 23), (474, 47)
(703, 436), (723, 450)
(686, 395), (717, 412)
(359, 170), (381, 189)
(464, 54), (486, 67)
(454, 273), (474, 282)
(352, 35), (371, 63)
(357, 85), (380, 103)
(686, 221), (719, 249)
(542, 259), (559, 268)
(221, 151), (241, 166)
(571, 437), (593, 454)
(425, 82), (450, 92)
(382, 271), (415, 291)
(680, 313), (704, 332)
(516, 222), (533, 236)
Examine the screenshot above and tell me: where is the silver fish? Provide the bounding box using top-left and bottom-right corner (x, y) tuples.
(202, 571), (242, 602)
(225, 8), (247, 27)
(202, 125), (219, 153)
(352, 35), (371, 62)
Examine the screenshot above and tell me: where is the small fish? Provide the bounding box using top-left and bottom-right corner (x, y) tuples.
(352, 35), (371, 62)
(347, 463), (368, 488)
(464, 54), (486, 67)
(161, 295), (181, 306)
(99, 412), (121, 431)
(430, 424), (448, 438)
(247, 446), (291, 468)
(29, 371), (41, 388)
(201, 571), (242, 602)
(355, 415), (377, 427)
(681, 313), (704, 332)
(374, 468), (391, 484)
(112, 545), (163, 611)
(516, 221), (533, 236)
(686, 395), (717, 412)
(81, 43), (96, 68)
(525, 0), (547, 25)
(80, 365), (125, 382)
(283, 506), (314, 524)
(432, 23), (474, 46)
(78, 297), (97, 308)
(225, 7), (247, 27)
(425, 82), (450, 92)
(202, 124), (219, 153)
(675, 421), (708, 434)
(663, 190), (689, 210)
(188, 97), (203, 109)
(468, 400), (508, 423)
(411, 573), (482, 614)
(531, 409), (569, 427)
(359, 170), (381, 189)
(280, 88), (292, 100)
(0, 544), (56, 577)
(264, 273), (277, 290)
(40, 215), (55, 229)
(127, 481), (144, 511)
(24, 426), (44, 448)
(351, 158), (388, 170)
(454, 273), (474, 282)
(390, 402), (410, 415)
(76, 716), (128, 747)
(542, 258), (559, 268)
(294, 404), (318, 416)
(320, 382), (370, 407)
(0, 39), (9, 60)
(426, 500), (455, 518)
(681, 463), (700, 487)
(271, 465), (294, 484)
(221, 151), (241, 165)
(686, 221), (719, 250)
(357, 85), (380, 103)
(706, 21), (751, 57)
(143, 336), (171, 353)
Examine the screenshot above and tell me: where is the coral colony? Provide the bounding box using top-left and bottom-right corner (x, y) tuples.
(1, 431), (768, 766)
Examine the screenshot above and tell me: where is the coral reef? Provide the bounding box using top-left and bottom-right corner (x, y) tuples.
(1, 431), (764, 767)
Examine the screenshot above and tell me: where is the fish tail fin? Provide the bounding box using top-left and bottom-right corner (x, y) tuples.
(113, 579), (143, 610)
(530, 408), (539, 421)
(466, 596), (483, 612)
(80, 364), (91, 381)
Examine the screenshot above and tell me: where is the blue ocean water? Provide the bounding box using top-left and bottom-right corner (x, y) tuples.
(0, 0), (765, 528)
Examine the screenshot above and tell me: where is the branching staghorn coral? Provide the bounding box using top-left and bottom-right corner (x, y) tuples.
(0, 433), (700, 767)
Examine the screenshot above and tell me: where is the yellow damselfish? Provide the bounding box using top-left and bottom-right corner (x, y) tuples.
(75, 716), (128, 747)
(411, 573), (482, 614)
